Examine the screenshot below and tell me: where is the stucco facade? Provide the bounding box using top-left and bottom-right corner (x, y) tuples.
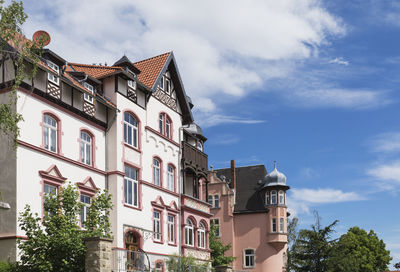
(0, 39), (211, 270)
(207, 161), (289, 272)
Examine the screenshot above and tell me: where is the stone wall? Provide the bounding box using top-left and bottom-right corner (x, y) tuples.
(84, 237), (113, 272)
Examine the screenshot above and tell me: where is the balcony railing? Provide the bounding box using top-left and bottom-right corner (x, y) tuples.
(182, 142), (208, 171)
(112, 249), (150, 272)
(267, 232), (287, 244)
(181, 194), (211, 214)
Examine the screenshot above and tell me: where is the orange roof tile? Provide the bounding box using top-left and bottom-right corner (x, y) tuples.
(68, 63), (122, 79)
(134, 52), (170, 89)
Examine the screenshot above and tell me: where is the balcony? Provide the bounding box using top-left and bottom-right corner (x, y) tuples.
(181, 194), (211, 215)
(182, 141), (208, 172)
(267, 232), (287, 251)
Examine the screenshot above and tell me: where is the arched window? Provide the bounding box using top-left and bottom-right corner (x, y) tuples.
(265, 192), (270, 205)
(155, 261), (164, 272)
(124, 112), (138, 148)
(279, 190), (285, 204)
(167, 164), (175, 191)
(271, 190), (277, 204)
(158, 113), (172, 139)
(80, 131), (92, 165)
(198, 222), (206, 249)
(153, 158), (161, 186)
(244, 249), (255, 268)
(43, 114), (58, 152)
(185, 218), (194, 246)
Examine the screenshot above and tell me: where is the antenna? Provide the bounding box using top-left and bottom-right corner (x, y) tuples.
(32, 30), (51, 46)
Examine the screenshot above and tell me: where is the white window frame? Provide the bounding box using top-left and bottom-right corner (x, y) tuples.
(153, 158), (161, 186)
(47, 72), (59, 86)
(167, 165), (174, 191)
(127, 79), (136, 90)
(280, 218), (284, 233)
(214, 195), (220, 208)
(198, 223), (206, 249)
(272, 218), (277, 233)
(43, 183), (57, 215)
(46, 60), (59, 74)
(80, 194), (91, 227)
(265, 192), (270, 205)
(153, 210), (161, 241)
(159, 76), (164, 90)
(244, 249), (255, 268)
(211, 218), (220, 237)
(159, 114), (164, 134)
(185, 219), (194, 246)
(83, 82), (94, 104)
(166, 118), (171, 138)
(80, 131), (92, 165)
(208, 195), (213, 206)
(271, 190), (277, 204)
(124, 166), (139, 208)
(165, 77), (171, 94)
(43, 114), (57, 153)
(123, 112), (138, 148)
(168, 214), (175, 244)
(197, 141), (203, 151)
(279, 190), (285, 204)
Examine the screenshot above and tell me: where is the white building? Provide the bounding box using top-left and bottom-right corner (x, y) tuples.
(0, 38), (211, 270)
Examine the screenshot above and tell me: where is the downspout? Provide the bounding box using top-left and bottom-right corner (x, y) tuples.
(105, 109), (118, 191)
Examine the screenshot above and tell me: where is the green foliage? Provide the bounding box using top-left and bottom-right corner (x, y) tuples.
(166, 255), (209, 272)
(209, 222), (235, 267)
(0, 0), (47, 148)
(329, 227), (391, 272)
(291, 212), (338, 272)
(0, 261), (11, 272)
(16, 183), (113, 272)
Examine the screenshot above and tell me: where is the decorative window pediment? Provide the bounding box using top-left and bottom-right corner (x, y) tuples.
(77, 177), (99, 196)
(39, 165), (67, 185)
(151, 196), (166, 209)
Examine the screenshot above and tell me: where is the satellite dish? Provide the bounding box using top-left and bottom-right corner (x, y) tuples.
(32, 30), (51, 46)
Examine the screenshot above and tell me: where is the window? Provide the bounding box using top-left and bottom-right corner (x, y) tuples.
(280, 218), (284, 233)
(265, 192), (270, 205)
(279, 190), (285, 204)
(271, 190), (277, 204)
(124, 166), (139, 207)
(196, 141), (203, 151)
(43, 183), (57, 215)
(167, 165), (174, 191)
(211, 218), (220, 237)
(198, 222), (206, 249)
(272, 218), (277, 232)
(209, 195), (220, 208)
(244, 249), (255, 268)
(153, 211), (161, 241)
(208, 195), (213, 206)
(158, 113), (172, 139)
(165, 77), (171, 94)
(80, 194), (90, 227)
(83, 82), (94, 104)
(168, 215), (175, 244)
(46, 60), (59, 85)
(80, 131), (92, 165)
(43, 114), (57, 153)
(127, 80), (136, 89)
(124, 112), (138, 148)
(155, 261), (163, 272)
(153, 158), (161, 186)
(185, 218), (194, 246)
(159, 76), (164, 90)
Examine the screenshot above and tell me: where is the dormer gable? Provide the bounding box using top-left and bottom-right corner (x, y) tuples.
(42, 49), (66, 69)
(113, 55), (141, 76)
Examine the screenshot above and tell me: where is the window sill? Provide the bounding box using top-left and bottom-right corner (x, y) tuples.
(153, 239), (164, 244)
(124, 143), (141, 153)
(123, 203), (142, 211)
(168, 242), (178, 247)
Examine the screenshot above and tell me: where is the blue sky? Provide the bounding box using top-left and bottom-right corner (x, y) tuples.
(22, 0), (400, 265)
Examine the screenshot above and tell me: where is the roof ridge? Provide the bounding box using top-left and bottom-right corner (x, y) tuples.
(69, 62), (121, 70)
(134, 52), (171, 65)
(214, 164), (266, 170)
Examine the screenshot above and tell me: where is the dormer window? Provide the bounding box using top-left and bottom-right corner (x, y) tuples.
(83, 82), (94, 104)
(197, 141), (203, 151)
(159, 76), (164, 90)
(128, 80), (136, 90)
(46, 60), (60, 86)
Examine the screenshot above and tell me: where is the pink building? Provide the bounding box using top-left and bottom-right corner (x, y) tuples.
(207, 160), (289, 272)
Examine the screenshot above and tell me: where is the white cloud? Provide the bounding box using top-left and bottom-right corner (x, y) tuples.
(288, 188), (364, 216)
(195, 113), (265, 128)
(209, 134), (240, 145)
(287, 88), (389, 109)
(367, 161), (400, 184)
(369, 132), (400, 153)
(23, 0), (346, 115)
(300, 167), (320, 179)
(329, 57), (349, 65)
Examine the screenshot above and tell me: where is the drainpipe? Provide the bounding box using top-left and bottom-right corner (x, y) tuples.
(178, 124), (189, 257)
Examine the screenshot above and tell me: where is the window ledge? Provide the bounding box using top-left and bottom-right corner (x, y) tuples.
(124, 143), (141, 153)
(123, 203), (142, 211)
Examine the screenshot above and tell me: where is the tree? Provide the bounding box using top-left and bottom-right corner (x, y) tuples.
(329, 227), (391, 272)
(286, 216), (299, 271)
(16, 183), (112, 272)
(0, 0), (47, 148)
(291, 211), (338, 272)
(209, 222), (235, 267)
(166, 255), (209, 272)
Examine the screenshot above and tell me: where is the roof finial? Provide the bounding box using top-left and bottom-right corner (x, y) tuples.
(274, 160), (277, 169)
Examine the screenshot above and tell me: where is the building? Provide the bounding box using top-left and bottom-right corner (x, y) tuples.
(207, 160), (289, 272)
(0, 35), (211, 270)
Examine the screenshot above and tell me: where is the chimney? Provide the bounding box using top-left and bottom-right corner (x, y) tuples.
(231, 160), (236, 191)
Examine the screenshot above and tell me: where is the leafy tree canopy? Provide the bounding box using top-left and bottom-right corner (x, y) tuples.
(166, 255), (209, 272)
(209, 222), (235, 267)
(329, 226), (391, 272)
(17, 183), (112, 272)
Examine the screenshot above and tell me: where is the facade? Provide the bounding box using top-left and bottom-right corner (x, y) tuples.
(0, 37), (211, 270)
(207, 160), (289, 272)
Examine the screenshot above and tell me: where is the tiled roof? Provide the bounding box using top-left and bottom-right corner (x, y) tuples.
(68, 63), (122, 79)
(134, 52), (170, 89)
